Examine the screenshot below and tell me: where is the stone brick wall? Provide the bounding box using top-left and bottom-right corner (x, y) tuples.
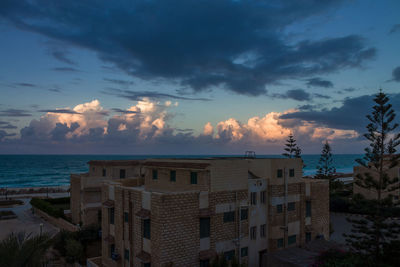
(310, 180), (330, 240)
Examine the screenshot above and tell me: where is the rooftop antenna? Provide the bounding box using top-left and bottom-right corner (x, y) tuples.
(244, 151), (256, 158)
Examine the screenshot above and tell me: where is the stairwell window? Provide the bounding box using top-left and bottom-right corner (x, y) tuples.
(190, 172), (198, 184)
(306, 232), (312, 243)
(240, 208), (248, 220)
(120, 169), (126, 179)
(124, 212), (129, 223)
(288, 202), (295, 211)
(289, 168), (295, 177)
(241, 247), (248, 257)
(109, 208), (114, 225)
(250, 226), (257, 240)
(260, 224), (266, 238)
(102, 168), (106, 177)
(277, 169), (283, 178)
(277, 238), (284, 248)
(143, 219), (151, 239)
(306, 201), (312, 217)
(250, 192), (257, 205)
(200, 217), (210, 238)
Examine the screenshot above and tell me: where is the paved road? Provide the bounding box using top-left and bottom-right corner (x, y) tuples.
(0, 198), (59, 240)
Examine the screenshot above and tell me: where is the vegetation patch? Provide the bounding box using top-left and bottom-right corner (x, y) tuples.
(30, 197), (70, 219)
(0, 210), (17, 220)
(0, 199), (24, 207)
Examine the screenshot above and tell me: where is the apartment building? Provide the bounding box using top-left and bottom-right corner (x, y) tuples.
(70, 160), (143, 226)
(83, 157), (329, 267)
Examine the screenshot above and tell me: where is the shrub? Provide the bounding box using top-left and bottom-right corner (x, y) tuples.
(30, 198), (64, 218)
(65, 238), (83, 263)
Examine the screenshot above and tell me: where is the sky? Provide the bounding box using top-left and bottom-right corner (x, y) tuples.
(0, 0), (399, 154)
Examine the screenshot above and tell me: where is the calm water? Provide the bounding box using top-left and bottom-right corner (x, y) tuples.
(0, 154), (362, 188)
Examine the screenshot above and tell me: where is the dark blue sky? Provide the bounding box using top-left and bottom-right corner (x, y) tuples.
(0, 0), (399, 154)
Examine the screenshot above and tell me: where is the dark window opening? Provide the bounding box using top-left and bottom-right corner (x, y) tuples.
(120, 169), (126, 179)
(250, 226), (257, 240)
(240, 208), (248, 220)
(277, 238), (284, 248)
(223, 211), (235, 223)
(124, 249), (129, 261)
(109, 208), (114, 225)
(170, 170), (176, 182)
(102, 168), (106, 177)
(288, 235), (296, 245)
(97, 210), (102, 224)
(289, 168), (295, 177)
(288, 202), (295, 211)
(143, 219), (151, 239)
(306, 232), (312, 243)
(277, 204), (283, 213)
(224, 250), (235, 261)
(200, 217), (210, 238)
(241, 247), (248, 257)
(152, 169), (158, 180)
(200, 259), (210, 267)
(124, 212), (129, 223)
(190, 172), (198, 184)
(250, 192), (257, 205)
(110, 244), (115, 258)
(306, 201), (311, 217)
(277, 169), (283, 178)
(260, 224), (266, 238)
(260, 191), (266, 204)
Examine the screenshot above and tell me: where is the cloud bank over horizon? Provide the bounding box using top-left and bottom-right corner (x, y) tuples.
(1, 93), (398, 154)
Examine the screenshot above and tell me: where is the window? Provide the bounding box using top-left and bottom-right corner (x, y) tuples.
(306, 232), (312, 243)
(289, 168), (295, 177)
(200, 218), (210, 238)
(92, 167), (95, 172)
(143, 263), (151, 267)
(260, 191), (266, 204)
(200, 259), (210, 267)
(260, 224), (266, 238)
(120, 169), (126, 179)
(143, 219), (151, 239)
(241, 247), (248, 257)
(109, 208), (114, 225)
(250, 226), (257, 240)
(288, 235), (296, 245)
(240, 208), (248, 220)
(223, 211), (235, 223)
(277, 169), (283, 178)
(124, 212), (129, 223)
(277, 238), (284, 248)
(250, 192), (257, 205)
(288, 202), (295, 211)
(276, 204), (283, 213)
(110, 244), (115, 258)
(170, 170), (176, 182)
(152, 169), (158, 180)
(224, 250), (235, 261)
(97, 210), (102, 224)
(124, 249), (129, 261)
(102, 168), (106, 177)
(190, 172), (198, 184)
(306, 201), (311, 217)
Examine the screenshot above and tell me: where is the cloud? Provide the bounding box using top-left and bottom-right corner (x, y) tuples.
(391, 66), (400, 82)
(280, 93), (400, 133)
(314, 93), (331, 99)
(103, 88), (211, 101)
(51, 67), (80, 72)
(0, 130), (16, 141)
(14, 83), (36, 88)
(104, 78), (134, 87)
(111, 108), (140, 114)
(306, 78), (333, 88)
(203, 122), (213, 136)
(0, 109), (32, 117)
(48, 47), (76, 65)
(0, 0), (375, 96)
(389, 24), (400, 34)
(38, 109), (81, 114)
(273, 89), (311, 101)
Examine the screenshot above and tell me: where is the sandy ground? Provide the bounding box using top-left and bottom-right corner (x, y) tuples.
(0, 198), (59, 240)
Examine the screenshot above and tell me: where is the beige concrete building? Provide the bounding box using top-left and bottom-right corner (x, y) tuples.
(75, 157), (329, 267)
(353, 159), (400, 202)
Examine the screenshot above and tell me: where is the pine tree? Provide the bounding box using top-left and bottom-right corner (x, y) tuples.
(282, 133), (302, 159)
(315, 140), (336, 180)
(345, 91), (400, 263)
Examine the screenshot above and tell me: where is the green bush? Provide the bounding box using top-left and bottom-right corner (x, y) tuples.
(65, 238), (83, 263)
(45, 197), (70, 205)
(30, 198), (64, 218)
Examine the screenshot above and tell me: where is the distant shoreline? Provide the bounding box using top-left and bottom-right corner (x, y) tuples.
(0, 186), (69, 195)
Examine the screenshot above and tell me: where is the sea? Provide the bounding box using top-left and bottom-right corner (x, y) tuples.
(0, 154), (362, 188)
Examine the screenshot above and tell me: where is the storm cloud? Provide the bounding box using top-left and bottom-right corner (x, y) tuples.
(306, 78), (334, 88)
(0, 0), (375, 96)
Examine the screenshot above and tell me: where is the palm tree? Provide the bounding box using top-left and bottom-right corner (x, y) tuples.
(0, 232), (52, 267)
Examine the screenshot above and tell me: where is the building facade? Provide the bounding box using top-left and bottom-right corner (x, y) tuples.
(76, 157), (329, 267)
